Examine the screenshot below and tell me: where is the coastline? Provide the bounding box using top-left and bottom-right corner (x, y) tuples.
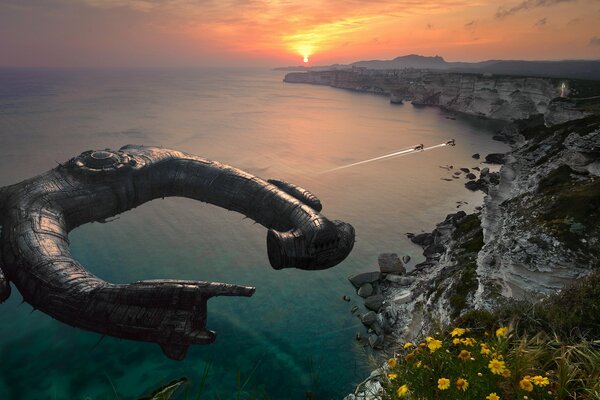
(280, 70), (600, 399)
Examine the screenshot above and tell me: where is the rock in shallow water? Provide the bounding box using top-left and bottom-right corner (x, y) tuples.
(410, 233), (434, 246)
(402, 255), (411, 264)
(358, 283), (374, 298)
(378, 253), (406, 274)
(348, 272), (381, 288)
(364, 294), (385, 311)
(361, 311), (377, 326)
(485, 153), (506, 164)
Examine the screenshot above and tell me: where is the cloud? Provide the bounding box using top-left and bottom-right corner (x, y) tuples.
(590, 37), (600, 46)
(495, 0), (575, 18)
(464, 20), (477, 30)
(535, 17), (547, 26)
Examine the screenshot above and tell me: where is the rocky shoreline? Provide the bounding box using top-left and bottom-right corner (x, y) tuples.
(296, 70), (600, 399)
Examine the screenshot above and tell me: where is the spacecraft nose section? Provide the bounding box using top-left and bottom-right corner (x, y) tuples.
(266, 220), (355, 270)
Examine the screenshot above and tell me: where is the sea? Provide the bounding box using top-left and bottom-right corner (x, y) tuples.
(0, 68), (508, 399)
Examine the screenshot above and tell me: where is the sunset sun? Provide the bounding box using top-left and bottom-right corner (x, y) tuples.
(303, 55), (309, 63)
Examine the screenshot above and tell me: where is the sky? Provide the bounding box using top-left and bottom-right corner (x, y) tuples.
(0, 0), (599, 68)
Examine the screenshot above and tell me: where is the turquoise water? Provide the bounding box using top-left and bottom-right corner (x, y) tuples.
(0, 68), (507, 399)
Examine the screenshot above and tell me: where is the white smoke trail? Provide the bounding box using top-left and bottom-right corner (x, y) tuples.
(321, 142), (452, 174)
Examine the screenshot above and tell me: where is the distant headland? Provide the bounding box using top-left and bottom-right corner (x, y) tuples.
(275, 54), (600, 80)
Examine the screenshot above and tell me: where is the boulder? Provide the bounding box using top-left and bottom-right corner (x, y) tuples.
(358, 283), (374, 298)
(368, 334), (384, 349)
(466, 173), (477, 180)
(465, 180), (485, 192)
(364, 294), (385, 311)
(402, 255), (411, 264)
(485, 153), (506, 164)
(444, 211), (466, 224)
(348, 272), (380, 288)
(378, 253), (406, 274)
(360, 311), (377, 326)
(423, 243), (445, 258)
(372, 321), (384, 336)
(460, 167), (470, 173)
(410, 232), (434, 246)
(472, 153), (480, 159)
(342, 295), (351, 302)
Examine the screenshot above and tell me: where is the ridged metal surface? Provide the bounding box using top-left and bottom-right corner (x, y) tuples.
(0, 145), (355, 360)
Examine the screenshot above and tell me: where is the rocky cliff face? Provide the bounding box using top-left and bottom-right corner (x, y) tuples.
(476, 115), (600, 303)
(284, 70), (590, 124)
(362, 114), (600, 338)
(344, 114), (600, 400)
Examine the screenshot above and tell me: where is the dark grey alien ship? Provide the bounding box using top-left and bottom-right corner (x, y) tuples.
(0, 145), (355, 360)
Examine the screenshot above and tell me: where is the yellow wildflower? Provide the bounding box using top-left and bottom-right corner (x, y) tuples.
(456, 378), (469, 391)
(486, 393), (501, 400)
(419, 342), (427, 348)
(452, 338), (461, 345)
(387, 358), (397, 368)
(403, 342), (414, 349)
(496, 327), (509, 338)
(388, 373), (397, 380)
(480, 343), (492, 355)
(461, 337), (476, 346)
(502, 369), (511, 378)
(427, 338), (443, 352)
(416, 361), (422, 368)
(451, 327), (466, 337)
(405, 351), (417, 362)
(519, 377), (533, 392)
(437, 377), (450, 390)
(458, 349), (471, 361)
(531, 375), (550, 387)
(397, 384), (409, 397)
(488, 359), (506, 375)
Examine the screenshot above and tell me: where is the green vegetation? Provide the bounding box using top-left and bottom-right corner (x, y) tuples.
(520, 113), (600, 142)
(383, 270), (600, 400)
(459, 270), (600, 341)
(383, 327), (600, 399)
(446, 214), (485, 318)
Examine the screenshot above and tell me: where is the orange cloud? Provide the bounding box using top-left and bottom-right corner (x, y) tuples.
(0, 0), (598, 67)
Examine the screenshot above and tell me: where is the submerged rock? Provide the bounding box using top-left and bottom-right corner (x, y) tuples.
(402, 255), (411, 264)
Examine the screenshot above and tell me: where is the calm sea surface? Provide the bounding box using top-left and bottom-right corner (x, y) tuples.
(0, 68), (507, 399)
